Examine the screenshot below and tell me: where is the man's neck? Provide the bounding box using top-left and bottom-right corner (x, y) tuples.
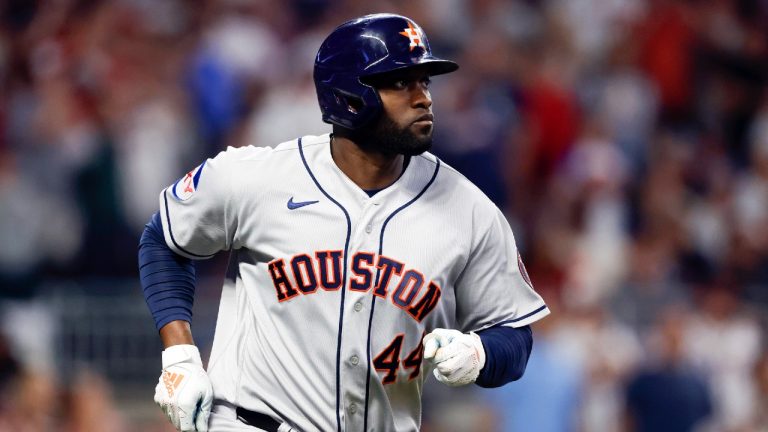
(330, 134), (405, 191)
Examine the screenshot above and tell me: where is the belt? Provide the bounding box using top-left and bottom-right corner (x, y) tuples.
(235, 406), (282, 432)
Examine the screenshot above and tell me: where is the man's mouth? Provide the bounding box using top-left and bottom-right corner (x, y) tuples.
(413, 113), (434, 125)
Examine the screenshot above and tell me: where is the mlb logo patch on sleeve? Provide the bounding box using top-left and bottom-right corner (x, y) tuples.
(172, 162), (206, 201)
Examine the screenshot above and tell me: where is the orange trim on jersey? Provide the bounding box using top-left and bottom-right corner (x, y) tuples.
(373, 333), (405, 385)
(404, 331), (427, 382)
(290, 253), (318, 294)
(406, 280), (442, 322)
(315, 250), (343, 291)
(268, 258), (299, 302)
(391, 269), (425, 310)
(373, 255), (405, 299)
(349, 252), (375, 292)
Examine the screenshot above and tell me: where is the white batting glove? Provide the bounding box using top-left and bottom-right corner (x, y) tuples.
(423, 328), (486, 387)
(154, 344), (213, 432)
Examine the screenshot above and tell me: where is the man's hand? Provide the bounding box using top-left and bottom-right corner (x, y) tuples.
(154, 344), (213, 432)
(423, 328), (486, 387)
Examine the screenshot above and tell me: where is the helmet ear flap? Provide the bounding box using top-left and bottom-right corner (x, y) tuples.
(330, 83), (384, 128)
(332, 88), (365, 115)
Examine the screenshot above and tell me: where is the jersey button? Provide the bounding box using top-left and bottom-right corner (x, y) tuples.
(365, 223), (372, 233)
(354, 302), (363, 312)
(350, 355), (359, 365)
(349, 403), (358, 414)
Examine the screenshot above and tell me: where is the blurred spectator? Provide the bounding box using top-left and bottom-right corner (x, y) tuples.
(547, 0), (646, 69)
(432, 73), (517, 209)
(609, 136), (692, 333)
(695, 0), (768, 168)
(558, 118), (630, 307)
(610, 231), (689, 334)
(0, 334), (20, 422)
(113, 98), (198, 234)
(242, 31), (330, 147)
(61, 370), (127, 432)
(585, 35), (659, 177)
(516, 45), (580, 189)
(553, 304), (642, 431)
(0, 369), (58, 432)
(0, 148), (81, 298)
(186, 2), (282, 151)
(421, 385), (496, 432)
(684, 286), (762, 431)
(483, 311), (583, 432)
(637, 0), (697, 125)
(750, 350), (768, 429)
(624, 309), (712, 432)
(733, 92), (768, 308)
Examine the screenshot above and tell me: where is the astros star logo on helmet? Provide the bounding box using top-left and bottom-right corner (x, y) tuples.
(399, 21), (425, 51)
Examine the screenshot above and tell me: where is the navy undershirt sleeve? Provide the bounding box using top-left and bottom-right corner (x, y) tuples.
(138, 211), (197, 331)
(475, 325), (533, 388)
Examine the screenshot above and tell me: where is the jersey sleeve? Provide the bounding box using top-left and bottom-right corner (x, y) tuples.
(158, 149), (240, 259)
(455, 205), (549, 332)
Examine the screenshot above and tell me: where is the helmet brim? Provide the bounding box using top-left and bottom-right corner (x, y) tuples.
(360, 58), (458, 84)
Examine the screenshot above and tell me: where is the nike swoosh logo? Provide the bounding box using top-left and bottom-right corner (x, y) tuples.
(287, 197), (319, 210)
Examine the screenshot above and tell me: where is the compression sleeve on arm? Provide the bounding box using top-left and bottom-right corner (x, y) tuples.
(475, 324), (533, 388)
(138, 211), (196, 331)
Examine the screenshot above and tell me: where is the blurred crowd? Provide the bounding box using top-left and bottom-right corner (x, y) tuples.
(1, 0), (768, 431)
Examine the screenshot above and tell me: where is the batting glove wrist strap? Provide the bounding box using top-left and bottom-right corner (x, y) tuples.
(162, 344), (204, 369)
(155, 344), (213, 432)
(423, 328), (486, 387)
(469, 331), (486, 370)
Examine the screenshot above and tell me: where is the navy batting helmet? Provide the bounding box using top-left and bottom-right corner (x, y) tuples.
(314, 13), (458, 130)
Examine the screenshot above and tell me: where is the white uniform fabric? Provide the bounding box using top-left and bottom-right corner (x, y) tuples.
(159, 133), (549, 431)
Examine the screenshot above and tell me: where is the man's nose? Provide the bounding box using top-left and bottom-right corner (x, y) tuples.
(410, 83), (432, 109)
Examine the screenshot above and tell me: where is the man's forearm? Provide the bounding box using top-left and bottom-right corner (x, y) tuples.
(160, 320), (195, 348)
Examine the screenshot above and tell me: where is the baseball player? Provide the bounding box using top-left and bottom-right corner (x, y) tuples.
(139, 13), (549, 432)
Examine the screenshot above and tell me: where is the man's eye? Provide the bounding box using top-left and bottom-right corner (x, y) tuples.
(422, 77), (431, 87)
(393, 80), (408, 89)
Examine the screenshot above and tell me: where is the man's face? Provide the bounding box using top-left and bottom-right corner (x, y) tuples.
(360, 67), (434, 156)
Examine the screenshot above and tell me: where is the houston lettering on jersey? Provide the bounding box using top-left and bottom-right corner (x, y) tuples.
(268, 251), (441, 323)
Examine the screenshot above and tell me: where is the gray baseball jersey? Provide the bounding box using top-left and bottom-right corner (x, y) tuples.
(158, 133), (549, 431)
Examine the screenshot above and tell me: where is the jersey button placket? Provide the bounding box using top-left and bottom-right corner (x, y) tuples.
(343, 199), (377, 431)
(355, 200), (378, 239)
